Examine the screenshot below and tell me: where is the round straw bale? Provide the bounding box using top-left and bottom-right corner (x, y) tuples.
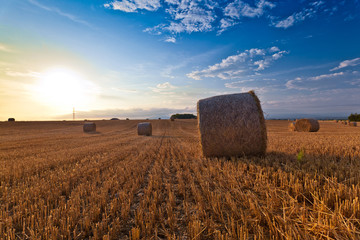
(170, 116), (175, 121)
(83, 122), (96, 132)
(344, 121), (348, 125)
(294, 119), (319, 132)
(289, 122), (296, 131)
(197, 91), (267, 158)
(137, 122), (152, 136)
(349, 122), (357, 127)
(8, 118), (15, 122)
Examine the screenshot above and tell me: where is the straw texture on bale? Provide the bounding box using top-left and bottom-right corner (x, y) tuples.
(349, 122), (357, 127)
(289, 122), (296, 131)
(83, 122), (96, 132)
(137, 122), (152, 136)
(294, 119), (319, 132)
(8, 118), (15, 122)
(197, 91), (267, 158)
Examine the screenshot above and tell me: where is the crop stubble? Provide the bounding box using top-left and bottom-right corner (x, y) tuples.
(1, 120), (360, 239)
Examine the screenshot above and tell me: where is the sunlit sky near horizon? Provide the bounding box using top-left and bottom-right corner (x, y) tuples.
(1, 0), (360, 120)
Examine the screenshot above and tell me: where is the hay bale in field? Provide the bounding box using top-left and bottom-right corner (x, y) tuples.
(349, 122), (357, 127)
(137, 122), (152, 136)
(83, 122), (96, 132)
(8, 118), (15, 122)
(294, 119), (319, 132)
(289, 122), (296, 131)
(197, 91), (267, 158)
(170, 116), (175, 121)
(334, 120), (338, 123)
(126, 118), (129, 120)
(344, 121), (348, 125)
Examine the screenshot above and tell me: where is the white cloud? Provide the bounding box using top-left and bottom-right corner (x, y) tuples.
(5, 70), (40, 78)
(104, 0), (161, 12)
(165, 36), (176, 43)
(273, 1), (324, 29)
(224, 0), (275, 19)
(150, 82), (178, 94)
(309, 72), (344, 80)
(28, 0), (92, 27)
(0, 43), (13, 53)
(285, 70), (360, 91)
(330, 57), (360, 71)
(187, 47), (287, 80)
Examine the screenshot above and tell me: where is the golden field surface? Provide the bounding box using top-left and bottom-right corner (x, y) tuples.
(1, 119), (360, 239)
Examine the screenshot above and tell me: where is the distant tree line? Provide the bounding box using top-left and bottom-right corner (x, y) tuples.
(170, 113), (197, 119)
(348, 113), (360, 122)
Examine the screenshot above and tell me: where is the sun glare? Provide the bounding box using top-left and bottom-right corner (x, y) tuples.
(33, 68), (97, 111)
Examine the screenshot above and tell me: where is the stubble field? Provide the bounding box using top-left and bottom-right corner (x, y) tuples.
(1, 119), (360, 239)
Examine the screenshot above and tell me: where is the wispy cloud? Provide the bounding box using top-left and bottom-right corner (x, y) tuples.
(187, 47), (288, 80)
(286, 70), (359, 91)
(165, 36), (176, 43)
(104, 0), (161, 12)
(110, 0), (276, 37)
(273, 1), (325, 29)
(28, 0), (92, 27)
(5, 70), (40, 78)
(0, 43), (14, 53)
(56, 107), (195, 119)
(330, 57), (360, 71)
(150, 82), (178, 94)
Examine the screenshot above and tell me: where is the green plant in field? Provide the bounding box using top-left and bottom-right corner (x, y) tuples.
(297, 149), (305, 165)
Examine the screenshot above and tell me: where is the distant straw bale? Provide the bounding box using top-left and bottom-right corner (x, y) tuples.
(334, 120), (338, 123)
(137, 122), (152, 136)
(197, 91), (267, 158)
(349, 122), (357, 127)
(83, 122), (96, 132)
(8, 118), (15, 122)
(289, 122), (296, 131)
(344, 121), (348, 125)
(294, 119), (320, 132)
(170, 116), (175, 121)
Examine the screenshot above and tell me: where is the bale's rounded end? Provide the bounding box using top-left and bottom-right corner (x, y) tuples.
(197, 91), (267, 158)
(83, 122), (96, 132)
(294, 119), (319, 132)
(138, 122), (152, 136)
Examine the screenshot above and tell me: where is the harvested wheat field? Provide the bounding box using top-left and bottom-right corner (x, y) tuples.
(1, 120), (360, 239)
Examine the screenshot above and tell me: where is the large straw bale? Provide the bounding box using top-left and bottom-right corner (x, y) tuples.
(289, 122), (296, 131)
(138, 122), (152, 136)
(349, 122), (357, 127)
(83, 122), (96, 132)
(8, 118), (15, 122)
(294, 119), (319, 132)
(197, 91), (267, 158)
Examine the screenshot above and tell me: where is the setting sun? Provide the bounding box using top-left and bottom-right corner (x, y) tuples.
(32, 68), (97, 111)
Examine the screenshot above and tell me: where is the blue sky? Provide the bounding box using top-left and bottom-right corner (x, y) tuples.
(0, 0), (359, 120)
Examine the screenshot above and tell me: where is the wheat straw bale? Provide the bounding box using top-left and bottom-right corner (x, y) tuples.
(294, 119), (319, 132)
(289, 122), (296, 131)
(83, 122), (96, 132)
(197, 91), (267, 158)
(137, 122), (152, 136)
(349, 122), (357, 127)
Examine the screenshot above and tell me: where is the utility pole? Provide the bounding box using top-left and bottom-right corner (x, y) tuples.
(73, 107), (75, 121)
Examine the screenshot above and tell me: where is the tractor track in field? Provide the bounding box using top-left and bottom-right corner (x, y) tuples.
(120, 127), (168, 238)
